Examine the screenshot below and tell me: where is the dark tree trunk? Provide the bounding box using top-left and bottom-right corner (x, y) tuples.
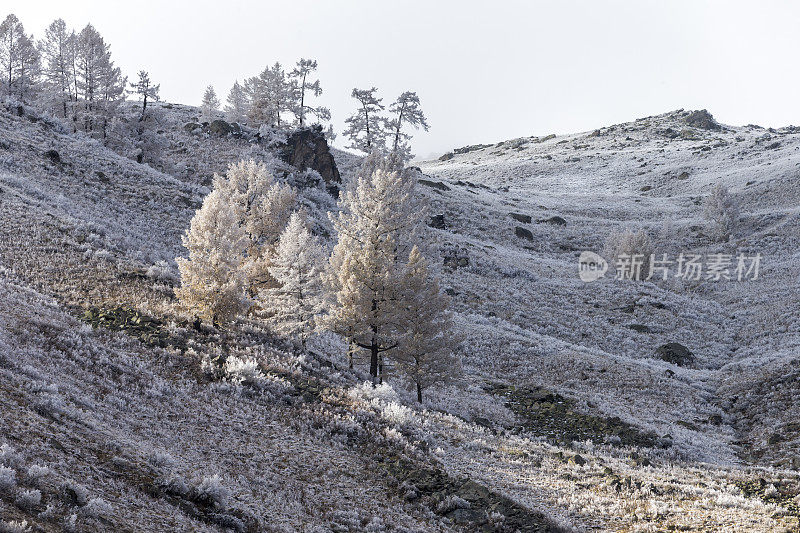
(416, 382), (422, 403)
(369, 340), (379, 385)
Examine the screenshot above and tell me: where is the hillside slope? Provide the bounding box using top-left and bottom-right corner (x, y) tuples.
(0, 103), (798, 531)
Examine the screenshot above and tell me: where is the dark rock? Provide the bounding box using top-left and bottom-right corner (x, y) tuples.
(708, 414), (723, 426)
(419, 179), (451, 191)
(277, 125), (341, 186)
(44, 149), (61, 164)
(640, 185), (652, 192)
(428, 214), (446, 229)
(684, 109), (721, 130)
(438, 152), (454, 161)
(509, 212), (532, 224)
(183, 122), (202, 133)
(677, 171), (690, 179)
(766, 141), (781, 150)
(569, 454), (586, 466)
(515, 227), (534, 241)
(656, 343), (695, 367)
(207, 119), (233, 136)
(628, 324), (651, 333)
(95, 170), (109, 183)
(537, 216), (567, 226)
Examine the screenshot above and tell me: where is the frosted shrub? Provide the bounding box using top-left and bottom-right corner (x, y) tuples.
(25, 465), (50, 484)
(0, 444), (22, 468)
(15, 489), (42, 511)
(348, 382), (399, 404)
(703, 183), (739, 242)
(0, 521), (30, 533)
(223, 355), (263, 385)
(193, 474), (230, 509)
(604, 227), (654, 280)
(0, 467), (16, 492)
(381, 402), (415, 426)
(81, 498), (112, 518)
(436, 494), (471, 513)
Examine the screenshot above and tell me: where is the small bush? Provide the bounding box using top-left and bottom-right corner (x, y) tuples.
(703, 183), (739, 241)
(604, 228), (654, 280)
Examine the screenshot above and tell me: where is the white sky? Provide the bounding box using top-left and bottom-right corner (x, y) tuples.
(6, 0), (800, 158)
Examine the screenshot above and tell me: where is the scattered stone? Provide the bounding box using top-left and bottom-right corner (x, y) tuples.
(677, 171), (690, 179)
(44, 149), (61, 164)
(439, 152), (454, 161)
(515, 227), (534, 241)
(537, 216), (567, 226)
(569, 454), (586, 466)
(428, 214), (446, 229)
(183, 122), (202, 133)
(207, 119), (233, 136)
(628, 324), (651, 333)
(509, 212), (532, 224)
(640, 185), (652, 192)
(656, 342), (695, 367)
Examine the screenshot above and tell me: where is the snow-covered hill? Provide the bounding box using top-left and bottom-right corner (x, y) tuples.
(1, 103), (798, 531)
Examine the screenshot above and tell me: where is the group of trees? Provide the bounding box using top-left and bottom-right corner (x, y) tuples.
(0, 14), (127, 138)
(344, 88), (429, 161)
(176, 156), (459, 401)
(200, 59), (330, 128)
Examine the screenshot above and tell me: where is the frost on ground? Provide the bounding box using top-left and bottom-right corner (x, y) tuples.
(0, 103), (799, 531)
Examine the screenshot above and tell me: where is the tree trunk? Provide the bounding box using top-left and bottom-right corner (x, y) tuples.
(369, 340), (379, 385)
(416, 382), (422, 403)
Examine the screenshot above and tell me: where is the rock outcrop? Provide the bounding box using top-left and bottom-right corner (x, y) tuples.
(278, 125), (341, 187)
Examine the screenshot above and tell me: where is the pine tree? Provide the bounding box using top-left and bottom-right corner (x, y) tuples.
(224, 80), (248, 123)
(38, 18), (76, 120)
(176, 187), (251, 326)
(0, 14), (39, 100)
(343, 87), (385, 153)
(244, 62), (294, 127)
(130, 70), (159, 120)
(394, 246), (460, 403)
(386, 91), (429, 161)
(262, 212), (325, 347)
(289, 58), (329, 126)
(201, 85), (220, 118)
(326, 160), (423, 383)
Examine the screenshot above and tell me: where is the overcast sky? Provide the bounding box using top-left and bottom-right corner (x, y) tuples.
(6, 0), (800, 158)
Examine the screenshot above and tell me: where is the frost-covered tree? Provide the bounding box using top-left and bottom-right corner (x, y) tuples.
(74, 24), (125, 137)
(176, 187), (251, 326)
(245, 63), (295, 127)
(213, 160), (297, 294)
(262, 212), (325, 347)
(386, 91), (429, 161)
(201, 85), (220, 118)
(0, 14), (39, 99)
(38, 18), (76, 120)
(289, 58), (329, 126)
(326, 160), (423, 383)
(395, 246), (460, 403)
(224, 80), (248, 123)
(343, 87), (385, 153)
(703, 183), (739, 242)
(130, 70), (159, 120)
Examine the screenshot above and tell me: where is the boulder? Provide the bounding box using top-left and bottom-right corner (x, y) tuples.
(183, 122), (202, 133)
(509, 212), (532, 224)
(656, 342), (695, 367)
(684, 109), (721, 131)
(207, 119), (233, 136)
(438, 152), (454, 161)
(515, 227), (534, 241)
(278, 125), (341, 186)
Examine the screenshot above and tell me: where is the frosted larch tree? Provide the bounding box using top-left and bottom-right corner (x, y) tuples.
(326, 160), (423, 383)
(74, 24), (124, 136)
(289, 58), (330, 126)
(262, 212), (326, 347)
(386, 91), (429, 161)
(176, 187), (250, 326)
(224, 80), (248, 123)
(131, 70), (159, 120)
(201, 85), (220, 118)
(38, 18), (76, 120)
(212, 160), (297, 294)
(0, 14), (39, 99)
(343, 87), (385, 153)
(395, 246), (460, 403)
